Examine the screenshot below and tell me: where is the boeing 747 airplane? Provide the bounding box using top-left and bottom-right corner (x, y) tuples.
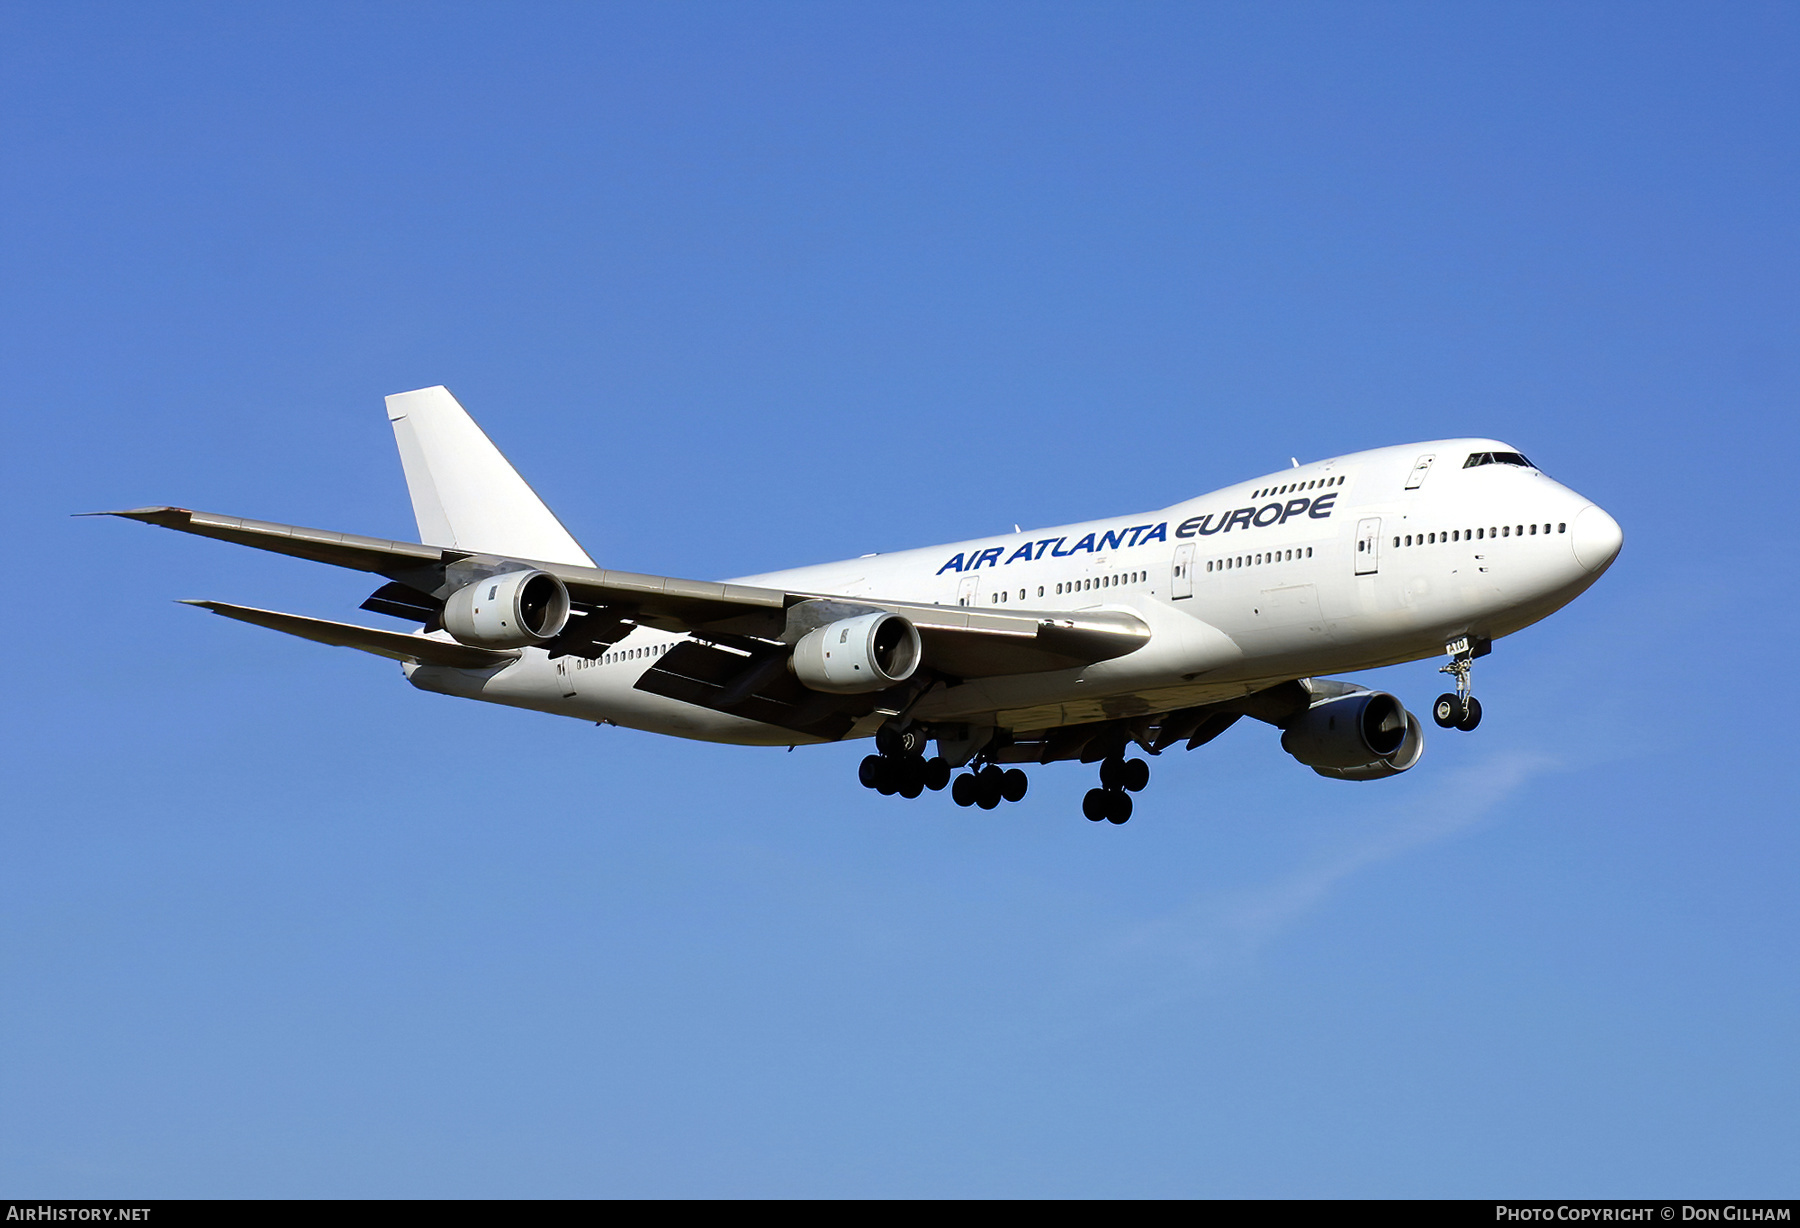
(97, 387), (1622, 823)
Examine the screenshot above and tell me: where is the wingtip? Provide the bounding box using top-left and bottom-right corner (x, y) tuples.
(77, 506), (188, 522)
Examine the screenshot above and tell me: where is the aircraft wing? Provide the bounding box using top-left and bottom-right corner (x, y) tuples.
(100, 506), (1149, 676)
(179, 600), (518, 669)
(97, 507), (785, 628)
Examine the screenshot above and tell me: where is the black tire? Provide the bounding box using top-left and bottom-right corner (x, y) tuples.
(1455, 695), (1483, 732)
(1433, 693), (1460, 728)
(874, 757), (899, 796)
(1082, 788), (1109, 821)
(1000, 769), (1028, 803)
(1121, 758), (1150, 793)
(1106, 790), (1133, 825)
(975, 777), (1002, 809)
(898, 756), (925, 798)
(858, 755), (884, 789)
(924, 757), (951, 791)
(951, 774), (978, 807)
(1098, 758), (1124, 790)
(875, 726), (902, 757)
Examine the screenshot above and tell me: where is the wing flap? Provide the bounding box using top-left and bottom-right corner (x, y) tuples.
(635, 641), (890, 741)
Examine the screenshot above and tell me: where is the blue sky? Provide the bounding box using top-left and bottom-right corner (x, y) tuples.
(3, 1), (1796, 1197)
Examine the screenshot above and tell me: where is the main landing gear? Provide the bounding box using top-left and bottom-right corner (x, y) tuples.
(858, 747), (1023, 808)
(1433, 636), (1485, 732)
(858, 724), (1030, 810)
(857, 726), (1149, 822)
(1082, 755), (1149, 825)
(858, 725), (951, 799)
(951, 764), (1029, 810)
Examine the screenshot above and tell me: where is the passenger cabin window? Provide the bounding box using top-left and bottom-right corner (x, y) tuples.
(1463, 451), (1536, 469)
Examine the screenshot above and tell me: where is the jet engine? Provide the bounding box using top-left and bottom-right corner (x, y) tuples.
(791, 611), (922, 694)
(442, 569), (571, 649)
(1280, 690), (1425, 781)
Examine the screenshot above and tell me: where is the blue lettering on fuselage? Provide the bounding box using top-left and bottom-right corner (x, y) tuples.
(935, 499), (1332, 572)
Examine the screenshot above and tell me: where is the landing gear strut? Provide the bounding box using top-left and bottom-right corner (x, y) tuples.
(1433, 636), (1485, 732)
(1084, 755), (1149, 823)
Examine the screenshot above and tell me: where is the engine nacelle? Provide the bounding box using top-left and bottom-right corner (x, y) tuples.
(791, 612), (922, 694)
(1280, 690), (1425, 781)
(442, 570), (570, 649)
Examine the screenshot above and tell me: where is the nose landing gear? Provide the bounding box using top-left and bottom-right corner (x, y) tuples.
(1433, 636), (1488, 731)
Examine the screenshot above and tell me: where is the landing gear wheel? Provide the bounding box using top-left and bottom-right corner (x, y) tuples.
(1098, 758), (1124, 790)
(898, 756), (926, 799)
(1120, 758), (1150, 793)
(859, 755), (884, 788)
(1433, 694), (1461, 728)
(1454, 695), (1483, 732)
(1001, 769), (1028, 803)
(976, 765), (1005, 808)
(924, 757), (951, 792)
(951, 774), (978, 807)
(1082, 788), (1109, 822)
(1106, 790), (1133, 825)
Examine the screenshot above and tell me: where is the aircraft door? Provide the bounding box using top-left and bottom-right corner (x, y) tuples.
(1172, 543), (1196, 599)
(957, 575), (980, 607)
(1404, 454), (1436, 489)
(556, 657), (578, 697)
(1354, 518), (1381, 575)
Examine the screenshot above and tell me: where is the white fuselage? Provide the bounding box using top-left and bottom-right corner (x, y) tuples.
(405, 439), (1622, 745)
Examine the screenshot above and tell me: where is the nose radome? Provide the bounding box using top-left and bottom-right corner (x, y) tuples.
(1572, 504), (1623, 573)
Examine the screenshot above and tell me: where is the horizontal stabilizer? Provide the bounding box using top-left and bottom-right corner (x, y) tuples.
(179, 600), (516, 669)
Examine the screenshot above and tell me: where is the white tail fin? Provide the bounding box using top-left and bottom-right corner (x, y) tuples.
(384, 386), (596, 567)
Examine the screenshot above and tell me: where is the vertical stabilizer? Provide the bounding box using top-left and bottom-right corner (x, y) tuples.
(384, 386), (596, 567)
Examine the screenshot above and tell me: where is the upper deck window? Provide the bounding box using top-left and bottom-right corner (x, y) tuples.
(1463, 451), (1535, 470)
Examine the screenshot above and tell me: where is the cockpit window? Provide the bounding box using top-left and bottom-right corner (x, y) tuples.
(1463, 451), (1535, 470)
